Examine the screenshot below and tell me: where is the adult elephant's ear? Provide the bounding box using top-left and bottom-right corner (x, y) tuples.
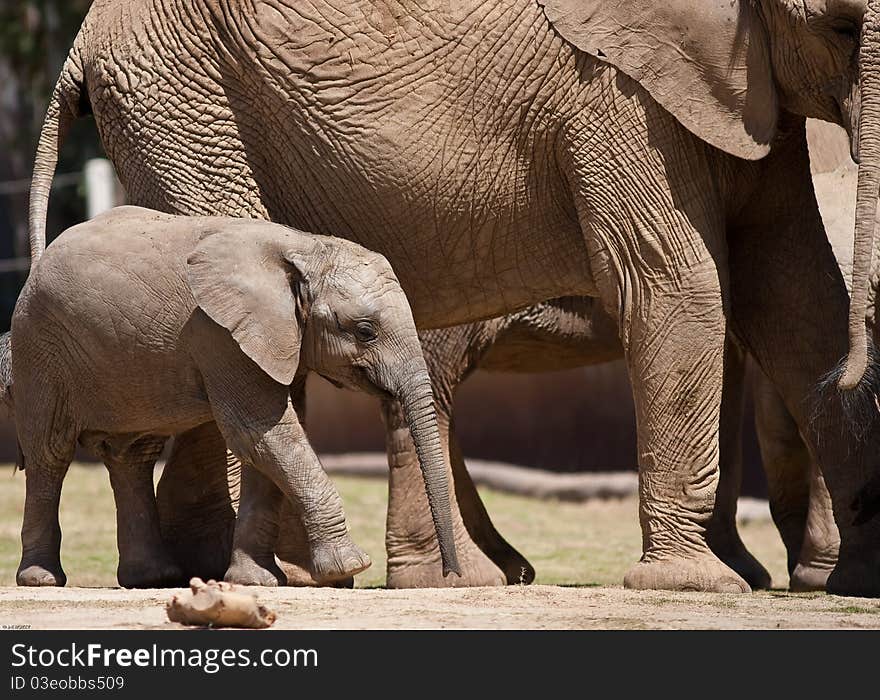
(186, 222), (322, 386)
(539, 0), (777, 160)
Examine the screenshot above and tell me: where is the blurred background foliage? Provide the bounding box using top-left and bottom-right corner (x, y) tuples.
(0, 1), (99, 330)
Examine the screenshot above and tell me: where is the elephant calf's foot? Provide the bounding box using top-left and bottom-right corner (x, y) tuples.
(276, 560), (354, 588)
(311, 541), (371, 584)
(17, 561), (66, 587)
(387, 536), (505, 588)
(225, 552), (287, 587)
(624, 552), (751, 593)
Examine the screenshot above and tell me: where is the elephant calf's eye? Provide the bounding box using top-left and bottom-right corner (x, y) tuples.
(354, 320), (378, 343)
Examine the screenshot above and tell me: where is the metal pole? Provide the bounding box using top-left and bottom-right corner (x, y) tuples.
(84, 158), (116, 219)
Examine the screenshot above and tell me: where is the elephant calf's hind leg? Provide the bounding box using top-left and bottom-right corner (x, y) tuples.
(17, 425), (76, 587)
(104, 436), (184, 588)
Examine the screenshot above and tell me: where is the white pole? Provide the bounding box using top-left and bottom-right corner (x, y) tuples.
(84, 158), (117, 219)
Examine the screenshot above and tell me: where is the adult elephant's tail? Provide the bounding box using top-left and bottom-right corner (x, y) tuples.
(841, 0), (880, 390)
(28, 45), (88, 265)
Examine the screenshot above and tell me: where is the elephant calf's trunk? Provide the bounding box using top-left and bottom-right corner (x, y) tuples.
(398, 378), (461, 577)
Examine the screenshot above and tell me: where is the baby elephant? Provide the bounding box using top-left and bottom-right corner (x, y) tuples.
(13, 206), (459, 588)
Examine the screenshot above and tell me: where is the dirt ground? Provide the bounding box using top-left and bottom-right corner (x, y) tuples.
(3, 585), (880, 630)
(3, 464), (880, 629)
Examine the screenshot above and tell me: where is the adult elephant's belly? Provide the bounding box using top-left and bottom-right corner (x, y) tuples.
(257, 141), (598, 328)
(89, 0), (600, 329)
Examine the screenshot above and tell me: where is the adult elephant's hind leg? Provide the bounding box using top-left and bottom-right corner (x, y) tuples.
(448, 428), (535, 584)
(791, 462), (839, 592)
(753, 369), (810, 577)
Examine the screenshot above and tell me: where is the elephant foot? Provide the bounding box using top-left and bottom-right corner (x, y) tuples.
(224, 552), (287, 587)
(162, 524), (235, 583)
(473, 537), (535, 585)
(118, 557), (185, 589)
(387, 536), (505, 588)
(624, 553), (751, 593)
(311, 541), (371, 584)
(276, 559), (354, 588)
(17, 561), (66, 587)
(789, 563), (833, 592)
(708, 535), (772, 590)
(826, 556), (880, 598)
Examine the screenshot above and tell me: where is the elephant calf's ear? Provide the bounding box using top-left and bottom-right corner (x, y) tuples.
(186, 226), (304, 386)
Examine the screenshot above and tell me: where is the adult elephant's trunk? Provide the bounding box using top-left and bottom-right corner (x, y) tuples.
(392, 360), (461, 577)
(841, 0), (880, 389)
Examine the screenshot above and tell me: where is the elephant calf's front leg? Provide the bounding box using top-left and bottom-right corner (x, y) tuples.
(225, 466), (288, 586)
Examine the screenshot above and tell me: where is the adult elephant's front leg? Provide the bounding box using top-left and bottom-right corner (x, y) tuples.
(579, 155), (748, 592)
(616, 266), (747, 592)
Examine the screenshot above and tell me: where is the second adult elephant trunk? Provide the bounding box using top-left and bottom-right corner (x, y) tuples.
(389, 361), (461, 577)
(841, 0), (880, 389)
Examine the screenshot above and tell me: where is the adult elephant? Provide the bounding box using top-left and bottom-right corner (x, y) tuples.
(29, 0), (880, 594)
(313, 120), (858, 592)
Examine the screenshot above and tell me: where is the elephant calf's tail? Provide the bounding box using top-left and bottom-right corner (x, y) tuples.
(28, 46), (88, 265)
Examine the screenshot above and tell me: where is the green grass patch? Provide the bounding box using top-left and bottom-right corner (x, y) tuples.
(0, 463), (791, 589)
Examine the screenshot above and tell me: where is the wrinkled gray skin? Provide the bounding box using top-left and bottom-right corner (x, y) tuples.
(271, 295), (838, 591)
(28, 0), (880, 594)
(11, 207), (459, 588)
(367, 121), (867, 592)
(378, 306), (841, 591)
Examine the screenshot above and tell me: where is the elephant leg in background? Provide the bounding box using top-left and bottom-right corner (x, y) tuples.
(382, 398), (506, 588)
(752, 369), (809, 575)
(794, 462), (839, 591)
(446, 428), (536, 584)
(156, 422), (238, 582)
(274, 377), (355, 588)
(382, 321), (532, 588)
(102, 436), (184, 588)
(705, 340), (772, 589)
(753, 371), (839, 592)
(728, 120), (880, 597)
(225, 465), (287, 585)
